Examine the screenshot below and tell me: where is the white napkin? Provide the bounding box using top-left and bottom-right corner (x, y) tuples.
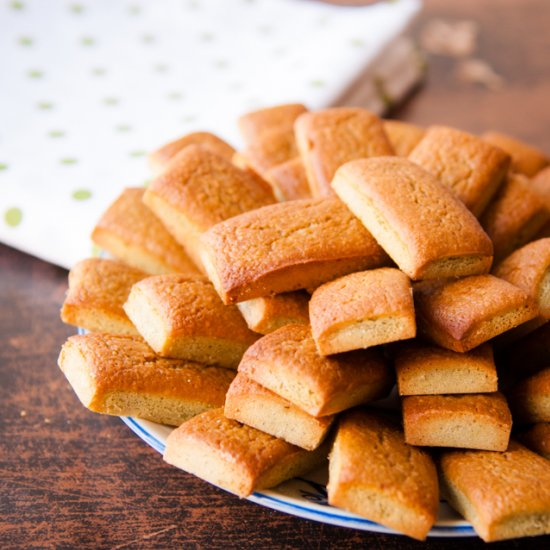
(0, 0), (422, 269)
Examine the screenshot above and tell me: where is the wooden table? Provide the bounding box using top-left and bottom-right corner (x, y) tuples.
(1, 1), (549, 548)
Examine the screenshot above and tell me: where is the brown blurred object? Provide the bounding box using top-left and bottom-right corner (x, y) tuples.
(420, 19), (478, 57)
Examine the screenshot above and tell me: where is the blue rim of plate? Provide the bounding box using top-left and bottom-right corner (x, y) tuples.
(120, 416), (476, 538)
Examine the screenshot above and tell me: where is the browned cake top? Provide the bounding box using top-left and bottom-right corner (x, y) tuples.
(334, 409), (438, 516)
(63, 258), (147, 313)
(239, 324), (391, 403)
(295, 107), (394, 196)
(310, 268), (413, 331)
(440, 441), (550, 522)
(92, 187), (199, 274)
(130, 274), (258, 344)
(334, 157), (494, 261)
(414, 275), (537, 341)
(147, 145), (275, 231)
(238, 103), (307, 143)
(60, 333), (234, 402)
(409, 125), (510, 215)
(169, 408), (304, 475)
(264, 158), (311, 201)
(200, 197), (389, 299)
(403, 393), (512, 426)
(494, 238), (550, 298)
(482, 131), (550, 177)
(383, 120), (425, 157)
(149, 131), (236, 172)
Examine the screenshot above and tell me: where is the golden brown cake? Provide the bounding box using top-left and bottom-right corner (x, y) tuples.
(439, 441), (550, 541)
(264, 158), (311, 202)
(482, 131), (549, 177)
(480, 173), (550, 261)
(61, 258), (147, 335)
(509, 368), (550, 423)
(239, 127), (299, 176)
(383, 120), (425, 157)
(148, 131), (235, 176)
(91, 187), (199, 276)
(519, 423), (550, 460)
(402, 393), (512, 451)
(57, 334), (234, 426)
(143, 145), (275, 269)
(332, 157), (494, 280)
(238, 324), (392, 417)
(394, 342), (497, 395)
(327, 409), (438, 541)
(200, 198), (390, 304)
(309, 268), (416, 355)
(494, 238), (550, 328)
(414, 275), (539, 352)
(163, 408), (328, 498)
(408, 125), (510, 216)
(295, 107), (394, 197)
(123, 274), (258, 368)
(238, 103), (308, 143)
(224, 373), (334, 450)
(236, 292), (310, 335)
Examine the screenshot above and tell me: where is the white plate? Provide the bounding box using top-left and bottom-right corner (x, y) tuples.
(120, 416), (475, 537)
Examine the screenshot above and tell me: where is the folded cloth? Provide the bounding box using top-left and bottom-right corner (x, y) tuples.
(0, 0), (422, 269)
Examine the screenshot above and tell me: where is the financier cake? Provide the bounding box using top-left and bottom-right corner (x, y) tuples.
(61, 258), (147, 335)
(309, 268), (416, 356)
(238, 324), (393, 417)
(123, 274), (258, 368)
(91, 187), (199, 276)
(331, 157), (494, 280)
(163, 408), (328, 498)
(439, 442), (550, 541)
(58, 333), (234, 426)
(200, 198), (390, 304)
(327, 408), (439, 541)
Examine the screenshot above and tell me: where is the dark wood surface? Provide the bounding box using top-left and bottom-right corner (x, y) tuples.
(1, 1), (549, 548)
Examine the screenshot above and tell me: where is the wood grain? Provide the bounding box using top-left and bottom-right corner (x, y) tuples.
(2, 0), (550, 547)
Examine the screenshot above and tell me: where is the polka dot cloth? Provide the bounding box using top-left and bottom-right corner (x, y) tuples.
(0, 0), (422, 269)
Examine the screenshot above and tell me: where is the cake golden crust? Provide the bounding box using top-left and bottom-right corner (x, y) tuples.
(163, 408), (328, 498)
(200, 198), (390, 304)
(224, 373), (334, 450)
(143, 145), (275, 269)
(327, 409), (438, 541)
(238, 324), (393, 417)
(414, 275), (539, 352)
(494, 238), (550, 319)
(480, 173), (550, 261)
(383, 120), (425, 157)
(264, 158), (311, 202)
(124, 274), (258, 368)
(439, 441), (550, 541)
(409, 125), (510, 216)
(238, 103), (308, 144)
(57, 334), (234, 426)
(482, 131), (549, 177)
(509, 368), (550, 424)
(148, 131), (235, 176)
(394, 342), (497, 395)
(309, 268), (416, 355)
(237, 292), (310, 335)
(402, 393), (512, 451)
(295, 107), (394, 197)
(91, 187), (199, 276)
(332, 157), (494, 280)
(61, 258), (147, 335)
